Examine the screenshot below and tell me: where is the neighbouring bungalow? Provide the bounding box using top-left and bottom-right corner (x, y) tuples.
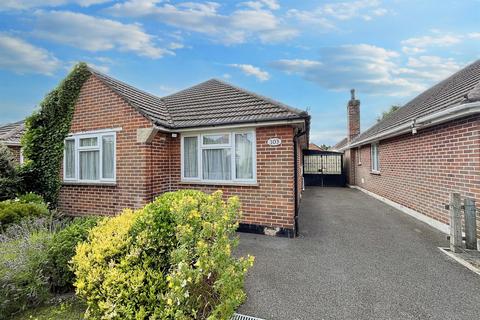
(337, 59), (480, 237)
(0, 120), (25, 164)
(331, 138), (347, 152)
(308, 142), (329, 151)
(57, 68), (310, 237)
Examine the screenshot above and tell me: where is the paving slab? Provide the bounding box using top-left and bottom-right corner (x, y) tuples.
(236, 187), (480, 320)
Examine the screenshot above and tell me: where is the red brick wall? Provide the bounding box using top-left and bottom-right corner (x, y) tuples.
(150, 131), (171, 197)
(168, 126), (296, 230)
(57, 75), (300, 231)
(58, 75), (154, 216)
(351, 115), (480, 235)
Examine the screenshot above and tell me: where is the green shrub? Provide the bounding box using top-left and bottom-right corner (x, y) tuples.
(17, 192), (45, 205)
(0, 219), (55, 318)
(46, 217), (99, 293)
(0, 144), (20, 201)
(72, 190), (254, 320)
(0, 200), (50, 229)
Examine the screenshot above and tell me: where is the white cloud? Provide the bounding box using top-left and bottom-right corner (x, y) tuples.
(241, 0), (279, 10)
(287, 0), (388, 27)
(33, 10), (171, 58)
(322, 0), (387, 21)
(401, 34), (462, 55)
(468, 32), (480, 39)
(106, 0), (296, 44)
(401, 46), (425, 55)
(401, 56), (462, 82)
(229, 64), (270, 81)
(0, 0), (110, 10)
(271, 44), (463, 97)
(0, 33), (60, 75)
(401, 34), (462, 48)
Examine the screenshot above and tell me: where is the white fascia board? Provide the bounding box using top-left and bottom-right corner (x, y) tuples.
(342, 101), (480, 150)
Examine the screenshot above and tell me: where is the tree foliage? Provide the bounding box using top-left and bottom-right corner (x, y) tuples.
(377, 105), (401, 122)
(21, 62), (91, 206)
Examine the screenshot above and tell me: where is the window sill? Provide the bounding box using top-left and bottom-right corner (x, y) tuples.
(62, 181), (117, 187)
(370, 171), (381, 175)
(180, 180), (259, 187)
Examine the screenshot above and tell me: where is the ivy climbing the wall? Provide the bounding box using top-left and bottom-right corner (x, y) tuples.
(21, 62), (91, 207)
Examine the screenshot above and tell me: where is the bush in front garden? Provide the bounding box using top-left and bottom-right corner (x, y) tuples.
(46, 217), (99, 293)
(0, 199), (50, 229)
(17, 192), (45, 205)
(0, 219), (55, 318)
(72, 190), (254, 320)
(0, 217), (99, 318)
(0, 143), (20, 201)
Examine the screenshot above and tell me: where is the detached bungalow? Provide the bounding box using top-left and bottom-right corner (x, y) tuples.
(338, 59), (480, 237)
(58, 68), (310, 237)
(0, 120), (25, 164)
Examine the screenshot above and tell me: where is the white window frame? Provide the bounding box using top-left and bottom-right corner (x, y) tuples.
(63, 130), (117, 184)
(370, 142), (380, 173)
(181, 129), (257, 184)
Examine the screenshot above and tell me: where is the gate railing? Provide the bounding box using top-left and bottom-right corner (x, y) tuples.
(303, 154), (342, 175)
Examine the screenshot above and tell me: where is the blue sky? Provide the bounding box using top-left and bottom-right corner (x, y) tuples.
(0, 0), (479, 145)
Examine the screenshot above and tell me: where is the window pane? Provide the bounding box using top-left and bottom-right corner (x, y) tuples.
(203, 134), (229, 145)
(65, 140), (75, 178)
(80, 137), (98, 147)
(235, 133), (254, 179)
(102, 135), (114, 179)
(183, 137), (198, 178)
(80, 150), (99, 180)
(371, 144), (379, 171)
(202, 148), (231, 180)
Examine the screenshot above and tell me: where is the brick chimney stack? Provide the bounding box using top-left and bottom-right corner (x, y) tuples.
(347, 89), (360, 143)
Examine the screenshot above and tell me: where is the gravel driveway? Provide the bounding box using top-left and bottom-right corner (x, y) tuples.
(236, 187), (480, 320)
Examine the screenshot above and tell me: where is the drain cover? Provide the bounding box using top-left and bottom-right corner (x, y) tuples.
(231, 313), (266, 320)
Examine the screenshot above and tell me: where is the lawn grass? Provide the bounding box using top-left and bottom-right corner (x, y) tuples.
(12, 297), (85, 320)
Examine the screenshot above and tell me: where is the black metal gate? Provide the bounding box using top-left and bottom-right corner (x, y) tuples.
(303, 150), (346, 187)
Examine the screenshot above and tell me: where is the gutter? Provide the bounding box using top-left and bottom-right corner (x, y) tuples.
(293, 116), (310, 237)
(154, 118), (308, 133)
(341, 101), (480, 150)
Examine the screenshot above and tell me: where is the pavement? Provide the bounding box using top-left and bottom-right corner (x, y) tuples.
(236, 187), (480, 320)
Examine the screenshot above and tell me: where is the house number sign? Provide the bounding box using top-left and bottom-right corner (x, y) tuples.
(267, 138), (282, 146)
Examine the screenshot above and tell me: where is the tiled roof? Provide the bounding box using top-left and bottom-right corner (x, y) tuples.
(89, 68), (308, 129)
(351, 59), (480, 144)
(332, 137), (347, 151)
(0, 120), (24, 145)
(88, 68), (172, 126)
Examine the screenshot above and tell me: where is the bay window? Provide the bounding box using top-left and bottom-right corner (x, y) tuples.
(181, 130), (256, 183)
(64, 130), (116, 183)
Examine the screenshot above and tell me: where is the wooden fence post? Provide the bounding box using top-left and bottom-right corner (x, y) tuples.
(464, 197), (477, 250)
(450, 193), (463, 253)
